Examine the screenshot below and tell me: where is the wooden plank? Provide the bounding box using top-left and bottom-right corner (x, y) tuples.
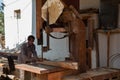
(52, 28), (66, 32)
(39, 61), (78, 70)
(97, 29), (120, 33)
(15, 63), (65, 74)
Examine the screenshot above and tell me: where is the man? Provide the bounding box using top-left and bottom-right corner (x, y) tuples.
(17, 35), (38, 80)
(18, 35), (38, 63)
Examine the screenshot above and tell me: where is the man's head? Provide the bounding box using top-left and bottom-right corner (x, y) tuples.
(27, 35), (35, 45)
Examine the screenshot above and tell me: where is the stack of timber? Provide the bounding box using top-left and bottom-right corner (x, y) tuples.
(39, 61), (78, 70)
(63, 68), (120, 80)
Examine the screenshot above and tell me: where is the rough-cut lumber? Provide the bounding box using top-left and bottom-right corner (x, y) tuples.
(39, 61), (78, 70)
(63, 68), (120, 80)
(15, 63), (65, 74)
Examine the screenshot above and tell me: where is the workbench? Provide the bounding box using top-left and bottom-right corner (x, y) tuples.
(15, 62), (77, 80)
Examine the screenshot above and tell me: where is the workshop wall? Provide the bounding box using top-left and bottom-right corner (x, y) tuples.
(4, 0), (32, 49)
(99, 33), (120, 69)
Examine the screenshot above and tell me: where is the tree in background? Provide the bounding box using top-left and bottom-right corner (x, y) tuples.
(0, 1), (5, 49)
(0, 1), (4, 12)
(0, 1), (4, 35)
(0, 12), (4, 35)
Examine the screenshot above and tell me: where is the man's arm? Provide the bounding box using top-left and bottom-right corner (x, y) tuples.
(32, 45), (38, 58)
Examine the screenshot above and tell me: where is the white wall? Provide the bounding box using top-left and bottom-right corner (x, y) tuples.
(43, 32), (69, 61)
(80, 0), (100, 9)
(99, 33), (120, 69)
(4, 0), (32, 49)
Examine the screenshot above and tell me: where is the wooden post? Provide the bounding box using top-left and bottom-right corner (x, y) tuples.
(107, 31), (110, 67)
(36, 0), (42, 39)
(94, 30), (100, 67)
(88, 19), (94, 49)
(69, 6), (87, 73)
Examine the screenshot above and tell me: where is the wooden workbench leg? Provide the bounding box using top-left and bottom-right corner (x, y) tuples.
(36, 74), (48, 80)
(31, 73), (43, 80)
(19, 70), (24, 80)
(48, 72), (62, 80)
(31, 73), (48, 80)
(24, 71), (31, 80)
(31, 73), (35, 80)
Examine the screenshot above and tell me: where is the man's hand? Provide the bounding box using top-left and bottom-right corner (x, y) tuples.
(32, 57), (44, 62)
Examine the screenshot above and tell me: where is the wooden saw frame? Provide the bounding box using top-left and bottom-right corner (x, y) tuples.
(36, 0), (87, 73)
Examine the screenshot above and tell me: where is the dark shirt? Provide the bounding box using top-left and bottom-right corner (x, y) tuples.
(18, 42), (37, 63)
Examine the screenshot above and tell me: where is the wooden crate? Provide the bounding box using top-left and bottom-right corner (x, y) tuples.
(63, 68), (120, 80)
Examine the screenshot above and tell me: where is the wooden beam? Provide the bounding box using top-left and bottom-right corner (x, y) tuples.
(52, 28), (66, 32)
(45, 27), (66, 33)
(39, 61), (78, 70)
(62, 0), (79, 10)
(88, 19), (94, 49)
(69, 6), (87, 73)
(15, 64), (65, 74)
(107, 31), (110, 67)
(36, 0), (42, 39)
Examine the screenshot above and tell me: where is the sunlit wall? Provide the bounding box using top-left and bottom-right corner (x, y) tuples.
(4, 0), (32, 49)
